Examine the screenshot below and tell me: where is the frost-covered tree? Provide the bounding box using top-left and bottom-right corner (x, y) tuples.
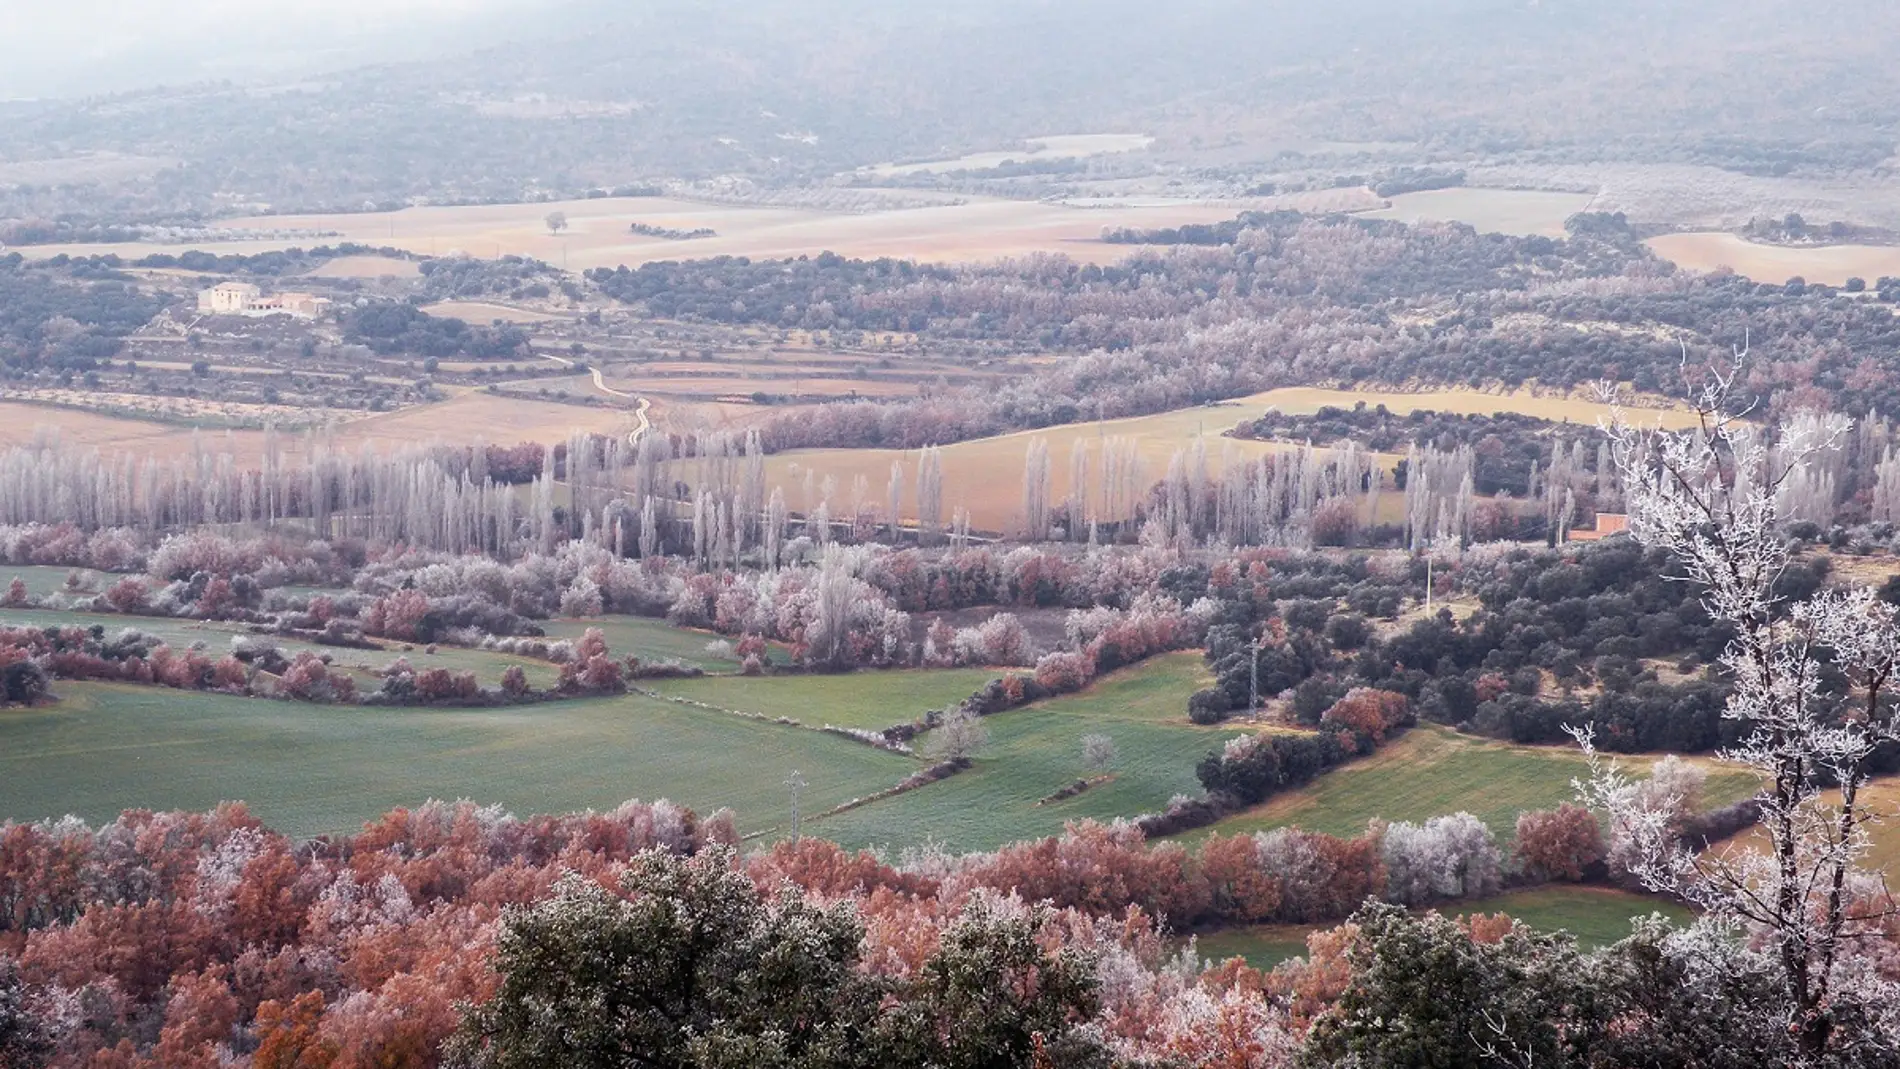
(1580, 363), (1900, 1062)
(916, 446), (944, 545)
(1020, 437), (1051, 540)
(0, 955), (50, 1069)
(926, 708), (989, 764)
(1379, 812), (1503, 906)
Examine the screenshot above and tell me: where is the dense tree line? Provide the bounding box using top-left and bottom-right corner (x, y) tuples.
(627, 222), (717, 240)
(1102, 211), (1302, 246)
(341, 304), (531, 359)
(0, 795), (1676, 1069)
(586, 254), (956, 332)
(1234, 404), (1606, 497)
(416, 256), (575, 304)
(1168, 540), (1834, 757)
(0, 255), (169, 372)
(2, 793), (1866, 1067)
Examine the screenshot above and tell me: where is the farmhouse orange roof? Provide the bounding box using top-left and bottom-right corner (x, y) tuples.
(1569, 512), (1629, 542)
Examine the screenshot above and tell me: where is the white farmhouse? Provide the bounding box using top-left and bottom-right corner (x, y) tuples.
(198, 282), (262, 314)
(196, 283), (332, 320)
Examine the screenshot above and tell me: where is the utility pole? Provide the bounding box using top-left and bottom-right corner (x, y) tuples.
(785, 769), (807, 841)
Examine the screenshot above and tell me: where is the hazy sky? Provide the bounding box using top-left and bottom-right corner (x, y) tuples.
(0, 0), (539, 97)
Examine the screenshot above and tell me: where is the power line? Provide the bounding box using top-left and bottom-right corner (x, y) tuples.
(785, 769), (807, 840)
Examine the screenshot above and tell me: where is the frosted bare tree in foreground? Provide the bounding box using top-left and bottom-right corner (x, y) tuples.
(1578, 359), (1900, 1062)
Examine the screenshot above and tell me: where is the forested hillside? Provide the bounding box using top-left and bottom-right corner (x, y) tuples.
(4, 0), (1897, 219)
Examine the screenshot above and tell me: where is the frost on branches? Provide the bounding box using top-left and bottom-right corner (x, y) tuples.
(1578, 361), (1900, 1061)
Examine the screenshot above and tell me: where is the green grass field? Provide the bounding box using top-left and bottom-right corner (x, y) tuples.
(3, 565), (118, 597)
(1191, 886), (1695, 970)
(0, 681), (910, 839)
(809, 654), (1247, 852)
(647, 667), (1005, 730)
(541, 616), (790, 672)
(4, 606), (349, 661)
(1187, 724), (1760, 846)
(0, 606), (560, 689)
(0, 650), (1237, 853)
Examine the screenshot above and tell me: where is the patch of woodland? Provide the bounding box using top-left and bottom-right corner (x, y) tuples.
(0, 787), (1656, 1068)
(1176, 542), (1801, 755)
(0, 254), (170, 372)
(1231, 404), (1606, 497)
(414, 254), (579, 304)
(340, 303), (531, 359)
(562, 214), (1900, 452)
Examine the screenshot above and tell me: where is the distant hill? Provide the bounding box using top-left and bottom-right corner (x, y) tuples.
(1, 0), (1895, 219)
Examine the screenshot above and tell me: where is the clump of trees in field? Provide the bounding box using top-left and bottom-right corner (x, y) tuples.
(341, 303), (530, 358)
(627, 221), (716, 240)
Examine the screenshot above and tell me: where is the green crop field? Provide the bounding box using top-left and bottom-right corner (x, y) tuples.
(809, 654), (1247, 852)
(0, 606), (559, 688)
(0, 681), (910, 839)
(1190, 886), (1695, 970)
(0, 651), (1239, 854)
(647, 667), (1004, 730)
(541, 616), (790, 672)
(369, 640), (560, 689)
(1187, 724), (1759, 845)
(4, 606), (349, 661)
(3, 565), (121, 597)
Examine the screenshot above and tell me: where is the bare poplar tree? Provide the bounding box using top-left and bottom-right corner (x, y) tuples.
(916, 446), (944, 545)
(639, 496), (660, 558)
(1579, 366), (1900, 1062)
(764, 486), (787, 569)
(886, 460), (905, 542)
(1068, 440), (1089, 541)
(1021, 437), (1051, 540)
(806, 547), (858, 670)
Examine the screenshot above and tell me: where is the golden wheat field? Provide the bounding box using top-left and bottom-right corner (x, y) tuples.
(17, 188), (1397, 271)
(0, 384), (1690, 529)
(17, 196), (1253, 271)
(0, 392), (637, 463)
(1361, 188), (1601, 238)
(752, 386), (1698, 532)
(1645, 232), (1900, 286)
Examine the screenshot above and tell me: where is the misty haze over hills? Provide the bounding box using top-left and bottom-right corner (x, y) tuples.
(2, 0), (1896, 221)
(11, 4), (1900, 1067)
(0, 0), (549, 99)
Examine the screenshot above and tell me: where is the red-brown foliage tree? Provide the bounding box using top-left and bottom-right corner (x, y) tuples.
(1319, 688), (1411, 745)
(498, 665), (529, 698)
(103, 576), (150, 614)
(1513, 804), (1606, 883)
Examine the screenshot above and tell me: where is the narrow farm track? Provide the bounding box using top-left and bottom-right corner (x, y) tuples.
(529, 349), (649, 444)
